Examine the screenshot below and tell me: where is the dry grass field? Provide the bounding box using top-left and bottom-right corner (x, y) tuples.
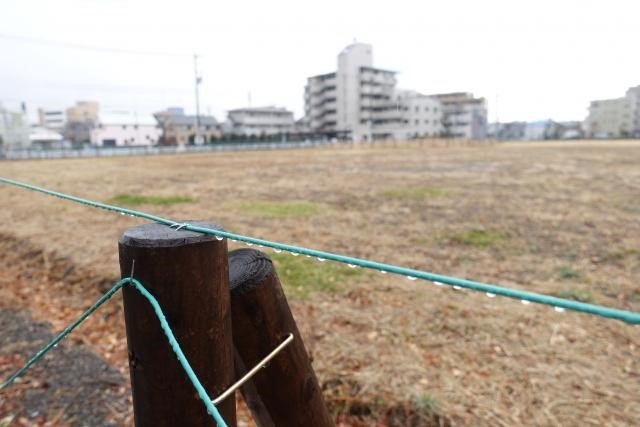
(1, 139), (639, 426)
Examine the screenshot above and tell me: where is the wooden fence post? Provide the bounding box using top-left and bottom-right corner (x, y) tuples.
(118, 222), (236, 427)
(228, 248), (332, 427)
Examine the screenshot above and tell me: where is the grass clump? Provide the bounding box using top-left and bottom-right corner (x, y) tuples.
(556, 266), (581, 280)
(557, 288), (593, 303)
(238, 201), (325, 218)
(111, 193), (194, 207)
(449, 229), (510, 248)
(383, 186), (449, 199)
(271, 253), (367, 298)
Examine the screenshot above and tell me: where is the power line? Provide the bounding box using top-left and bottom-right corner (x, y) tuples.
(0, 32), (191, 57)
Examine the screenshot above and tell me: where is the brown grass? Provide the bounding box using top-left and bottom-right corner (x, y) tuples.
(1, 139), (639, 426)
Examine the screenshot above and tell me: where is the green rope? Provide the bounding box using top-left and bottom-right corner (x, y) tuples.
(1, 176), (639, 325)
(0, 277), (228, 427)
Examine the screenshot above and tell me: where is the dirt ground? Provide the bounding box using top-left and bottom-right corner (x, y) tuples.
(0, 139), (639, 426)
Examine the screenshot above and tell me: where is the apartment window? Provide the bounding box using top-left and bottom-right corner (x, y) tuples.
(415, 106), (419, 112)
(414, 119), (419, 125)
(424, 119), (429, 124)
(122, 125), (127, 130)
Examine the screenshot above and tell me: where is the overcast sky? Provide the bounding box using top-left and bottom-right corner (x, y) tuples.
(1, 0), (638, 122)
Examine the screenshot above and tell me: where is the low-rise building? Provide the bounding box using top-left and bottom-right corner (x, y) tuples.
(38, 108), (65, 131)
(487, 122), (527, 140)
(226, 106), (294, 136)
(29, 127), (65, 149)
(91, 113), (161, 147)
(0, 104), (30, 149)
(154, 107), (220, 145)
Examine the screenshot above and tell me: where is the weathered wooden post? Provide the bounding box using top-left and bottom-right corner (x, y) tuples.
(118, 222), (236, 427)
(228, 249), (332, 427)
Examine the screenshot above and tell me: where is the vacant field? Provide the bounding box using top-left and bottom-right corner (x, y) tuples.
(1, 140), (639, 426)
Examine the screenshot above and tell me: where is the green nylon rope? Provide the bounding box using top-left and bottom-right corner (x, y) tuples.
(0, 278), (228, 427)
(1, 176), (639, 325)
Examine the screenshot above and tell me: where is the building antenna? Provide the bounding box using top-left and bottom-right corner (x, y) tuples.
(194, 54), (202, 133)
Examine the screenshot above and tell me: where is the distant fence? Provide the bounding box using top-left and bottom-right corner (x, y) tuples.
(0, 139), (335, 160)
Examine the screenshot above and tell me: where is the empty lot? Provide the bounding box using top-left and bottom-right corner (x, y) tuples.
(1, 140), (639, 426)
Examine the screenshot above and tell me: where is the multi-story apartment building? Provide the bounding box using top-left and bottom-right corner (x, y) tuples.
(305, 72), (338, 135)
(305, 43), (401, 140)
(66, 101), (99, 123)
(626, 85), (640, 137)
(38, 108), (65, 131)
(226, 106), (294, 136)
(433, 92), (487, 139)
(586, 97), (633, 138)
(393, 90), (443, 139)
(585, 85), (640, 138)
(64, 101), (100, 144)
(305, 43), (486, 140)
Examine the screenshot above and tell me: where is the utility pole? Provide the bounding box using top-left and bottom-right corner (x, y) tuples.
(194, 54), (202, 143)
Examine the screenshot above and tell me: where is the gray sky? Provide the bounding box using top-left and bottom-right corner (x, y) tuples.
(1, 0), (638, 122)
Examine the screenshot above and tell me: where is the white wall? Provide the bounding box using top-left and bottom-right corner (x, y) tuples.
(91, 123), (161, 147)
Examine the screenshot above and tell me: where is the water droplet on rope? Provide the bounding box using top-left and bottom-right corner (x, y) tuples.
(290, 252), (299, 256)
(486, 292), (496, 298)
(554, 307), (565, 312)
(520, 300), (530, 305)
(348, 264), (357, 268)
(317, 257), (327, 262)
(119, 212), (126, 216)
(379, 270), (388, 274)
(273, 248), (282, 253)
(433, 281), (444, 286)
(406, 276), (417, 281)
(215, 236), (224, 241)
(230, 239), (238, 242)
(245, 242), (254, 247)
(453, 285), (462, 290)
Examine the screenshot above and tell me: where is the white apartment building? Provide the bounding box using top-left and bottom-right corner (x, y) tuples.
(626, 85), (640, 137)
(306, 43), (402, 140)
(0, 104), (30, 149)
(393, 90), (443, 139)
(305, 43), (486, 140)
(433, 92), (487, 139)
(585, 85), (640, 138)
(305, 72), (338, 134)
(38, 108), (65, 131)
(226, 106), (294, 136)
(91, 113), (161, 147)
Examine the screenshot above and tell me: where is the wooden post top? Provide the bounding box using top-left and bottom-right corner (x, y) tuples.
(229, 248), (274, 295)
(119, 221), (223, 248)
